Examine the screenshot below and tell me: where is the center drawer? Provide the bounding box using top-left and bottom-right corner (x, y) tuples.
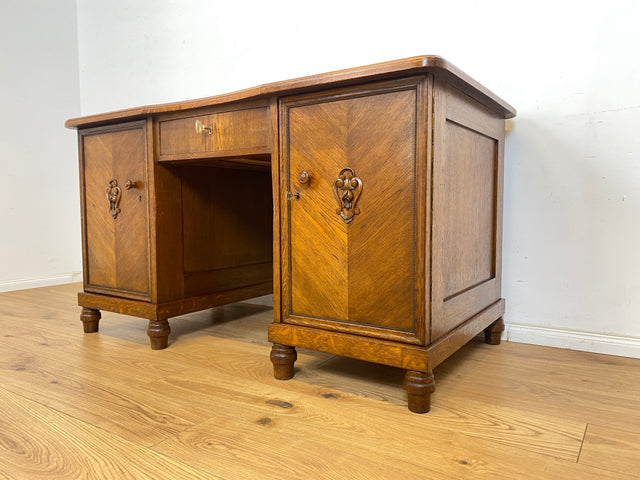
(158, 106), (269, 158)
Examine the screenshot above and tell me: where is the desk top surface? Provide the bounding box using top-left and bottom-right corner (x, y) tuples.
(66, 55), (516, 129)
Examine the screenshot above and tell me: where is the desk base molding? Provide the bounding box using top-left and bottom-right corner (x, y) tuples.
(78, 281), (272, 348)
(269, 300), (505, 413)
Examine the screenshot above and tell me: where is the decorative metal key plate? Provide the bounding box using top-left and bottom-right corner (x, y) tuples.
(333, 167), (363, 224)
(106, 179), (122, 219)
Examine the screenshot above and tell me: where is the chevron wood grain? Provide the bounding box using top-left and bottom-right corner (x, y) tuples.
(81, 122), (150, 297)
(282, 79), (422, 338)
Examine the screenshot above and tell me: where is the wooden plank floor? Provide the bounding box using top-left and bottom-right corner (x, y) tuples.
(0, 283), (639, 479)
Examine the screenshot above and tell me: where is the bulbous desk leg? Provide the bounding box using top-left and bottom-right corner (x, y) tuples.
(404, 370), (436, 414)
(80, 307), (171, 349)
(270, 344), (297, 380)
(147, 319), (171, 350)
(80, 307), (101, 333)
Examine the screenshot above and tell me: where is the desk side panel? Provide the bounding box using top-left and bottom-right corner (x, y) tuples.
(431, 82), (505, 341)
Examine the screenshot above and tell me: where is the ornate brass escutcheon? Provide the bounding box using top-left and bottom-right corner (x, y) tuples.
(106, 179), (122, 219)
(333, 167), (363, 224)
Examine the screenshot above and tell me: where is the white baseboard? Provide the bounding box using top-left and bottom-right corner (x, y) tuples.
(0, 272), (83, 293)
(504, 323), (640, 359)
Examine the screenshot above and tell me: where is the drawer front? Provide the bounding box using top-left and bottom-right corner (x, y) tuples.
(158, 107), (268, 156)
(279, 78), (429, 344)
(80, 122), (151, 300)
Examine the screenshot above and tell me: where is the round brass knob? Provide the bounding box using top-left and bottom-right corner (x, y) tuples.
(298, 171), (310, 184)
(124, 180), (137, 190)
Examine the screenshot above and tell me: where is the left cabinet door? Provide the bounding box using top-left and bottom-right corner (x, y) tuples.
(79, 121), (151, 300)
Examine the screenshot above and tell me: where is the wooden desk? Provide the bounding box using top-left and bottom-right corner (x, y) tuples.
(66, 56), (516, 412)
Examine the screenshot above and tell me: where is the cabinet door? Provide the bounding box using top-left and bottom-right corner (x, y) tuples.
(80, 121), (151, 299)
(280, 78), (428, 344)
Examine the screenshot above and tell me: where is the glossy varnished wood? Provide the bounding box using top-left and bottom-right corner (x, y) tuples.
(69, 57), (515, 406)
(433, 82), (506, 338)
(269, 61), (512, 411)
(74, 102), (273, 349)
(1, 284), (638, 479)
(65, 56), (515, 130)
(280, 78), (426, 343)
(79, 121), (151, 300)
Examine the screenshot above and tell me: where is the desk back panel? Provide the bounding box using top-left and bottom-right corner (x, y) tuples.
(180, 165), (273, 296)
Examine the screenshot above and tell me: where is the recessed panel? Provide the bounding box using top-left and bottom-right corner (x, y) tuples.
(286, 86), (417, 332)
(442, 121), (497, 299)
(83, 125), (150, 296)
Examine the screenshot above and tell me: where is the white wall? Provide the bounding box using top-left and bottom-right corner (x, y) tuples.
(9, 0), (636, 354)
(0, 0), (82, 291)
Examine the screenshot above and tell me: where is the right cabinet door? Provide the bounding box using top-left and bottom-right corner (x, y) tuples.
(280, 77), (429, 344)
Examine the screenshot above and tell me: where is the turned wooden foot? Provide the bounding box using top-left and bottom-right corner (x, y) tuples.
(404, 370), (436, 414)
(147, 319), (171, 350)
(80, 307), (101, 333)
(270, 344), (297, 380)
(484, 317), (505, 345)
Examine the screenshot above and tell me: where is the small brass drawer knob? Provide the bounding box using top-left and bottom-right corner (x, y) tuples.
(195, 119), (213, 135)
(124, 180), (137, 190)
(298, 171), (310, 184)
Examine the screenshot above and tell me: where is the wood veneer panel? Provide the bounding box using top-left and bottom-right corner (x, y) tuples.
(431, 82), (505, 341)
(283, 80), (420, 335)
(442, 121), (497, 300)
(287, 98), (349, 321)
(159, 107), (268, 156)
(346, 89), (416, 330)
(81, 123), (150, 298)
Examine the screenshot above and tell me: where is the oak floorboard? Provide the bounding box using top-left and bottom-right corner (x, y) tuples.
(468, 340), (640, 397)
(154, 413), (432, 480)
(2, 284), (639, 479)
(579, 424), (640, 477)
(0, 336), (214, 446)
(296, 336), (640, 432)
(143, 361), (631, 480)
(146, 336), (585, 461)
(431, 339), (640, 432)
(0, 387), (222, 480)
(0, 353), (211, 446)
(0, 326), (191, 384)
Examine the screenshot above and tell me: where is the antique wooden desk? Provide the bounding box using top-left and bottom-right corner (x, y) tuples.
(66, 56), (516, 412)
